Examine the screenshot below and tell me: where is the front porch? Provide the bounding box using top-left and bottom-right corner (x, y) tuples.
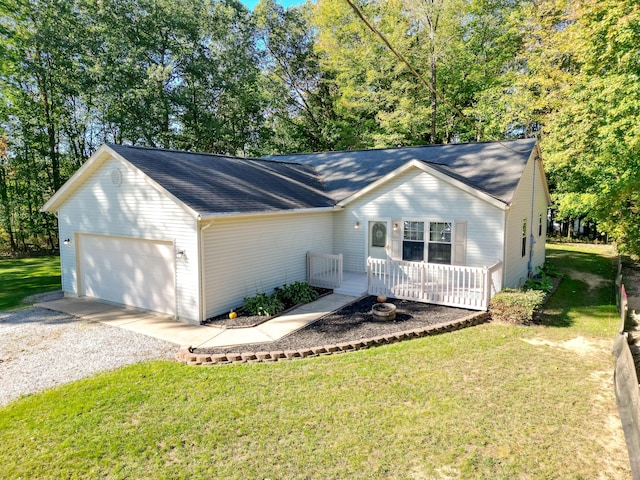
(307, 252), (503, 311)
(334, 272), (369, 297)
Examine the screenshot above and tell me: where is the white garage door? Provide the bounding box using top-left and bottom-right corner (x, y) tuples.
(79, 234), (176, 315)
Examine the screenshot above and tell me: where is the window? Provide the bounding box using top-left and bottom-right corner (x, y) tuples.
(402, 221), (424, 261)
(538, 214), (543, 237)
(522, 219), (527, 257)
(428, 222), (452, 264)
(371, 222), (386, 247)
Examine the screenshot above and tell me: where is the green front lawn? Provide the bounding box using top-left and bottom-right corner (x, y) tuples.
(0, 255), (61, 310)
(0, 245), (630, 478)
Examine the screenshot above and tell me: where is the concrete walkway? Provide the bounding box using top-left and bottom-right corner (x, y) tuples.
(37, 293), (359, 349)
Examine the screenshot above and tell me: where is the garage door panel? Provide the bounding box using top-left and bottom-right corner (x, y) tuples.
(80, 235), (175, 315)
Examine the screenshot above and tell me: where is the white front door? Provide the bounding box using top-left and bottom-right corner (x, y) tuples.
(368, 221), (388, 260)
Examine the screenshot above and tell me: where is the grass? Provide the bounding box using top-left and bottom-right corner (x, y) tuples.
(0, 255), (60, 310)
(0, 244), (630, 478)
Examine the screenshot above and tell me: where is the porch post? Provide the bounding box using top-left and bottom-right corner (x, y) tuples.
(483, 265), (491, 310)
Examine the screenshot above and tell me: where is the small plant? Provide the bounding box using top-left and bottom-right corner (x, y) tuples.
(274, 281), (318, 309)
(524, 266), (554, 293)
(541, 262), (561, 278)
(489, 288), (545, 325)
(242, 292), (284, 316)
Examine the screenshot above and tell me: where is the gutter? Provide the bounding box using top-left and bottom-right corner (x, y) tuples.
(502, 203), (511, 289)
(196, 205), (341, 221)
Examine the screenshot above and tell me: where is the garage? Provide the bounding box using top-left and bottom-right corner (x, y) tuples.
(78, 234), (176, 315)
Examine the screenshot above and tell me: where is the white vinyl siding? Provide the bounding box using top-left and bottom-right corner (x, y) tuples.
(532, 158), (550, 272)
(57, 155), (200, 322)
(503, 152), (549, 287)
(335, 167), (505, 272)
(202, 212), (333, 318)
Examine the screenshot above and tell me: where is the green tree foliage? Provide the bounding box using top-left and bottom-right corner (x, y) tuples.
(543, 0), (640, 254)
(0, 0), (92, 251)
(0, 0), (265, 252)
(0, 0), (638, 255)
(254, 0), (340, 153)
(88, 0), (262, 154)
(312, 0), (525, 146)
(314, 0), (417, 147)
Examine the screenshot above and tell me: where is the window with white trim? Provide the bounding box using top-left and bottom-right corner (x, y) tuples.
(402, 221), (424, 261)
(428, 222), (452, 264)
(539, 214), (543, 237)
(522, 218), (527, 257)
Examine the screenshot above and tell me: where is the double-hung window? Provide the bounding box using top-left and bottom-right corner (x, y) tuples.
(402, 221), (424, 261)
(428, 222), (452, 264)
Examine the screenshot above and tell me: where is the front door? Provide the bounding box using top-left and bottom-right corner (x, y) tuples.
(368, 221), (388, 260)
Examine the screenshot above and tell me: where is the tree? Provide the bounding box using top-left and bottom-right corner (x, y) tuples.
(543, 0), (640, 254)
(255, 0), (342, 153)
(0, 0), (95, 251)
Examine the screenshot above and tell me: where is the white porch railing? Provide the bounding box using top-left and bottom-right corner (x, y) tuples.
(307, 252), (343, 289)
(367, 257), (503, 311)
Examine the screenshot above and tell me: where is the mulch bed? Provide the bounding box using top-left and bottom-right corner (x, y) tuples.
(205, 288), (332, 328)
(195, 296), (475, 355)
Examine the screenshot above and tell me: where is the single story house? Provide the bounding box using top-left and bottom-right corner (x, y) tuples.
(41, 138), (550, 324)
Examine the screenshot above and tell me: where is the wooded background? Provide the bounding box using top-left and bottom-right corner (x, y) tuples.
(0, 0), (638, 255)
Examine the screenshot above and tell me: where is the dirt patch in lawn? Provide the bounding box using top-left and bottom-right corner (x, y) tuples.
(522, 336), (600, 356)
(565, 268), (609, 291)
(196, 296), (475, 355)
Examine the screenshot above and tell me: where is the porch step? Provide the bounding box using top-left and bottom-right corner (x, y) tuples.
(334, 285), (368, 297)
(334, 274), (368, 297)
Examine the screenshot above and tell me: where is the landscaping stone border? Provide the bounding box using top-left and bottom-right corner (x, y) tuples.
(176, 311), (489, 365)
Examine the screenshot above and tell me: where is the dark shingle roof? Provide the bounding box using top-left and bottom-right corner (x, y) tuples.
(108, 139), (536, 216)
(264, 138), (537, 205)
(107, 144), (335, 215)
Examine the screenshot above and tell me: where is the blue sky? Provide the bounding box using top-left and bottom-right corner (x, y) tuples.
(241, 0), (307, 10)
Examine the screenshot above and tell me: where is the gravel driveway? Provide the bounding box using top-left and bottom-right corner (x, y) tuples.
(0, 292), (177, 406)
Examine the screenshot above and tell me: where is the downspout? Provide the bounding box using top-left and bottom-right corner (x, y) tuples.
(528, 155), (537, 277)
(198, 218), (214, 324)
(502, 204), (510, 289)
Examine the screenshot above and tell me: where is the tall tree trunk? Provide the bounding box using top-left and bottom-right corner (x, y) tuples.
(0, 165), (17, 252)
(430, 45), (437, 144)
(36, 52), (61, 191)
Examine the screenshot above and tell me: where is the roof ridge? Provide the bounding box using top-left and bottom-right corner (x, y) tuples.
(264, 138), (536, 158)
(107, 143), (309, 168)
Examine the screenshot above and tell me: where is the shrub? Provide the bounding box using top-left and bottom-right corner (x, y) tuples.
(242, 292), (284, 316)
(489, 288), (545, 325)
(541, 262), (562, 278)
(274, 281), (318, 308)
(524, 264), (561, 293)
(524, 274), (553, 293)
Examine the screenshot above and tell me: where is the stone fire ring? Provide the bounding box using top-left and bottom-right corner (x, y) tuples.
(371, 302), (397, 321)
